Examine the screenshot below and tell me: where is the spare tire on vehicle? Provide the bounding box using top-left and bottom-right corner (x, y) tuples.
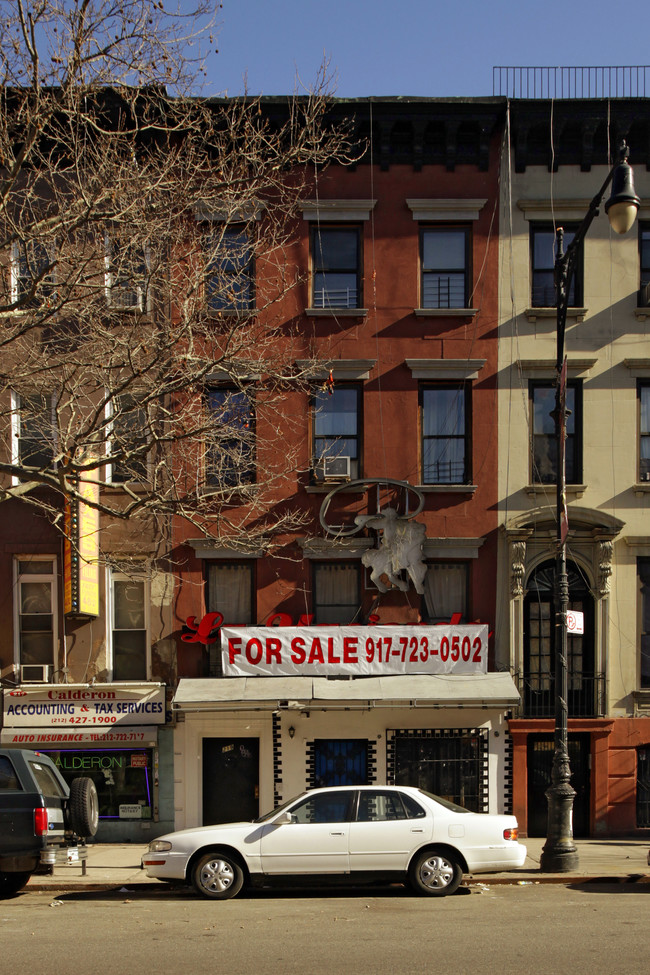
(68, 777), (99, 837)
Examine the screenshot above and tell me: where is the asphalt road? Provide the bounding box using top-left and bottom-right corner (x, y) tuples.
(2, 880), (648, 975)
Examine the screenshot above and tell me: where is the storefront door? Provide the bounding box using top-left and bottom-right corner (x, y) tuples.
(202, 737), (259, 825)
(526, 733), (591, 837)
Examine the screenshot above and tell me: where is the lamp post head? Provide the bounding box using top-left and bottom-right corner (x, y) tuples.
(605, 142), (641, 234)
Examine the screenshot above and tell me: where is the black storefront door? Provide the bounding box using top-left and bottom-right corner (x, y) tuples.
(202, 737), (259, 825)
(527, 733), (591, 837)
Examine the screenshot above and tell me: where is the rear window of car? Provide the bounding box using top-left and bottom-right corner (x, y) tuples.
(28, 760), (67, 799)
(0, 756), (21, 791)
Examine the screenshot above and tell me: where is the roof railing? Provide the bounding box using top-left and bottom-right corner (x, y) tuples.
(493, 66), (650, 99)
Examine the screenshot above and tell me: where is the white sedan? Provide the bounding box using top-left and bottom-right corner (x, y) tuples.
(142, 785), (527, 899)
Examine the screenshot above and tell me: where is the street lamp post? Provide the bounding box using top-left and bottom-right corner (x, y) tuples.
(539, 141), (640, 873)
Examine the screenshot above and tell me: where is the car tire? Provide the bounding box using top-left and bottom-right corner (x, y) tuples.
(68, 777), (99, 837)
(408, 850), (463, 896)
(192, 852), (244, 900)
(0, 871), (32, 898)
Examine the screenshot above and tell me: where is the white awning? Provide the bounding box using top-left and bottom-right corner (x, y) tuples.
(172, 674), (520, 711)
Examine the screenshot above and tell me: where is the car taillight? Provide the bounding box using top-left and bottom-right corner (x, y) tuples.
(34, 808), (49, 836)
(503, 827), (518, 841)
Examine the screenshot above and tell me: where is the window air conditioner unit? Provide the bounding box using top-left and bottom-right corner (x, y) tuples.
(323, 456), (351, 480)
(20, 664), (52, 683)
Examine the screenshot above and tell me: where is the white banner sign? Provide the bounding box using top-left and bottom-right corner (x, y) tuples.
(221, 625), (488, 677)
(2, 684), (166, 729)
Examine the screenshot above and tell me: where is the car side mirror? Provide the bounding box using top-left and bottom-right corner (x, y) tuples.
(274, 811), (294, 825)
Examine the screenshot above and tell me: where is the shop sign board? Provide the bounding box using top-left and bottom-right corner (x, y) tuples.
(221, 624), (488, 678)
(2, 684), (166, 729)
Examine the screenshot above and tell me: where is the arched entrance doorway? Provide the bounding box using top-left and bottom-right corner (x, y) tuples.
(523, 559), (595, 837)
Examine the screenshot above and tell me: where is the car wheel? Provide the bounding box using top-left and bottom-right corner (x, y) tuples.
(0, 871), (32, 898)
(68, 777), (99, 837)
(408, 850), (463, 896)
(192, 852), (244, 900)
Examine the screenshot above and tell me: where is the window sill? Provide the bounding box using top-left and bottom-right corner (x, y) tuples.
(633, 689), (650, 712)
(633, 482), (650, 496)
(414, 308), (478, 318)
(525, 307), (588, 323)
(199, 482), (259, 497)
(207, 308), (256, 318)
(304, 483), (366, 494)
(416, 483), (477, 494)
(525, 483), (587, 499)
(306, 307), (368, 319)
(634, 307), (650, 321)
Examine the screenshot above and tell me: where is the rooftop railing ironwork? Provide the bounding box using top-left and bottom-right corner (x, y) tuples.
(493, 66), (650, 99)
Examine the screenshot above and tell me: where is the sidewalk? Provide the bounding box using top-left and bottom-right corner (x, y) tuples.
(23, 836), (650, 893)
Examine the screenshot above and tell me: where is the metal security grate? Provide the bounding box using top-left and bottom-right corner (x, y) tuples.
(493, 66), (650, 99)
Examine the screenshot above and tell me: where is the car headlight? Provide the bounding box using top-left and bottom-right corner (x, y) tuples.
(148, 840), (172, 853)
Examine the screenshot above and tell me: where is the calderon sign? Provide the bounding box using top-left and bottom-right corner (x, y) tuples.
(221, 625), (488, 678)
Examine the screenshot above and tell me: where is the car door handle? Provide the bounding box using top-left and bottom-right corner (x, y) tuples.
(410, 828), (424, 833)
(330, 830), (345, 835)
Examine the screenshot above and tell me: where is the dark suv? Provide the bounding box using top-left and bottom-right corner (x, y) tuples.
(0, 748), (98, 897)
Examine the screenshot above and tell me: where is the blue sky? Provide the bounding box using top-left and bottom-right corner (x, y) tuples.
(192, 0), (650, 98)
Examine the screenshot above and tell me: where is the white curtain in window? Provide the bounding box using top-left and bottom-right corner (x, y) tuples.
(422, 563), (467, 622)
(208, 563), (252, 624)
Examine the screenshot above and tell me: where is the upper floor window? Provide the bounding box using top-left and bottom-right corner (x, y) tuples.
(311, 227), (361, 309)
(639, 559), (650, 689)
(14, 557), (57, 678)
(639, 382), (650, 482)
(12, 391), (56, 471)
(640, 224), (650, 289)
(420, 227), (469, 309)
(312, 384), (360, 482)
(12, 240), (56, 308)
(313, 562), (360, 624)
(421, 562), (468, 623)
(108, 393), (150, 484)
(204, 226), (254, 312)
(420, 384), (470, 484)
(530, 224), (583, 308)
(530, 380), (582, 484)
(206, 387), (255, 487)
(207, 562), (254, 624)
(105, 236), (149, 311)
(110, 571), (148, 681)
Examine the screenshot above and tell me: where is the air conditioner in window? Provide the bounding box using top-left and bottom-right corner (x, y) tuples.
(20, 664), (52, 683)
(323, 456), (351, 480)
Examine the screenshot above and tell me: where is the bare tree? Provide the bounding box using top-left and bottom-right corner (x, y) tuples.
(0, 1), (350, 563)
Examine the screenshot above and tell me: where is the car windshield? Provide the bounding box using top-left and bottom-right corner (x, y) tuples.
(417, 789), (471, 814)
(254, 794), (305, 823)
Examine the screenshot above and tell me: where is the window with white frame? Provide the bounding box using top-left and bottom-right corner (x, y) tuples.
(420, 384), (470, 484)
(12, 239), (56, 307)
(313, 562), (360, 624)
(105, 236), (150, 311)
(108, 393), (150, 483)
(11, 391), (56, 472)
(311, 227), (361, 309)
(14, 557), (57, 678)
(420, 227), (470, 309)
(110, 571), (149, 680)
(312, 384), (361, 481)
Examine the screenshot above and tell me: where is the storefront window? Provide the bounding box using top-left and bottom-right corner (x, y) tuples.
(41, 749), (153, 820)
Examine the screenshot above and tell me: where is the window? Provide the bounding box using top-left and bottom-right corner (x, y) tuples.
(109, 393), (149, 483)
(311, 227), (361, 309)
(42, 749), (153, 821)
(313, 563), (359, 624)
(640, 224), (650, 289)
(289, 790), (353, 824)
(531, 224), (583, 307)
(357, 790), (423, 822)
(110, 572), (148, 681)
(392, 729), (488, 813)
(204, 226), (254, 311)
(14, 557), (57, 674)
(12, 392), (56, 471)
(207, 563), (253, 625)
(313, 740), (369, 787)
(12, 240), (56, 307)
(312, 384), (360, 481)
(639, 383), (650, 481)
(420, 384), (470, 484)
(206, 388), (255, 487)
(420, 227), (469, 308)
(105, 237), (149, 311)
(422, 563), (468, 622)
(530, 380), (582, 484)
(638, 559), (650, 689)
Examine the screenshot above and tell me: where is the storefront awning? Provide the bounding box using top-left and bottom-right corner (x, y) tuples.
(172, 674), (520, 711)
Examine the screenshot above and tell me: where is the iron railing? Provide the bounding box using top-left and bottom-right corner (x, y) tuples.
(493, 66), (650, 99)
(518, 672), (605, 718)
